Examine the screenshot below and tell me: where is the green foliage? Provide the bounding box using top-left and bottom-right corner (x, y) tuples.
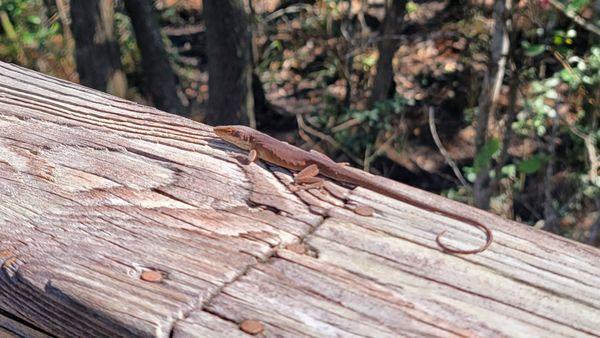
(312, 95), (409, 161)
(514, 77), (560, 137)
(559, 46), (600, 88)
(565, 0), (590, 13)
(406, 2), (419, 14)
(114, 11), (140, 75)
(0, 0), (69, 77)
(522, 41), (545, 57)
(474, 138), (500, 172)
(518, 155), (545, 174)
(501, 164), (517, 179)
(462, 138), (501, 183)
(0, 0), (58, 48)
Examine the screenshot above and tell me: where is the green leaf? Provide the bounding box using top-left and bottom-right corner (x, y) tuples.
(462, 166), (476, 183)
(559, 68), (576, 84)
(26, 15), (41, 25)
(501, 164), (517, 178)
(271, 40), (282, 51)
(544, 77), (560, 88)
(474, 138), (500, 172)
(553, 35), (564, 45)
(406, 1), (419, 13)
(536, 125), (547, 136)
(566, 0), (589, 12)
(363, 54), (377, 67)
(524, 43), (545, 56)
(21, 32), (34, 45)
(518, 155), (543, 174)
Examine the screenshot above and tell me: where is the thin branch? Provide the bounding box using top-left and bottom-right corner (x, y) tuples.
(569, 125), (599, 182)
(428, 107), (471, 189)
(548, 0), (600, 37)
(296, 114), (364, 166)
(493, 60), (519, 183)
(358, 0), (368, 33)
(331, 118), (362, 133)
(263, 4), (312, 22)
(363, 129), (400, 171)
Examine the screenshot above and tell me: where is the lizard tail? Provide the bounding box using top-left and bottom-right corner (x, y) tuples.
(435, 220), (493, 254)
(325, 166), (494, 254)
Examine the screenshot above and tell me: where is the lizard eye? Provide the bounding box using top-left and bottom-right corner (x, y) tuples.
(226, 128), (233, 134)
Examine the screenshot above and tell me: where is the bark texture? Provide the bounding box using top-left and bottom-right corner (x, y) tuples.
(70, 0), (127, 97)
(473, 0), (510, 209)
(124, 0), (186, 116)
(368, 0), (407, 107)
(204, 0), (255, 127)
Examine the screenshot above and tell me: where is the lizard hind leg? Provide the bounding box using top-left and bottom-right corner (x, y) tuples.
(291, 164), (325, 192)
(294, 164), (319, 183)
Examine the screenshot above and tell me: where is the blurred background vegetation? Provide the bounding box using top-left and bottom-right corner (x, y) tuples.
(0, 0), (598, 246)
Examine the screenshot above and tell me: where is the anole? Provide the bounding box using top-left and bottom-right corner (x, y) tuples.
(214, 125), (492, 254)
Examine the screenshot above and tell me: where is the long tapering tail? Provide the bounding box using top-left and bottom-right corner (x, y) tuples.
(331, 166), (493, 254)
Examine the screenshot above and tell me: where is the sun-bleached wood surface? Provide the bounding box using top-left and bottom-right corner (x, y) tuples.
(0, 62), (599, 338)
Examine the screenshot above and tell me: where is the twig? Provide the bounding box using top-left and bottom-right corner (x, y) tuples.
(569, 125), (599, 182)
(548, 0), (600, 37)
(264, 4), (312, 22)
(363, 129), (399, 172)
(489, 0), (511, 120)
(296, 114), (364, 166)
(428, 107), (471, 189)
(297, 128), (319, 149)
(0, 11), (17, 41)
(358, 0), (368, 33)
(551, 49), (592, 97)
(331, 118), (362, 133)
(493, 60), (519, 183)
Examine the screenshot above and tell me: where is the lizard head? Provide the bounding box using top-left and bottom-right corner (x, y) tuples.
(213, 125), (254, 150)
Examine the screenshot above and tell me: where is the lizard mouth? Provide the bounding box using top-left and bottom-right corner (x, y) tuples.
(214, 125), (252, 150)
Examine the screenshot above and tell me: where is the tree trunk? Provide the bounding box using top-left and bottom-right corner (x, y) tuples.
(368, 0), (406, 108)
(473, 0), (510, 209)
(204, 0), (255, 127)
(542, 114), (560, 233)
(70, 0), (126, 97)
(2, 62), (600, 338)
(123, 0), (186, 116)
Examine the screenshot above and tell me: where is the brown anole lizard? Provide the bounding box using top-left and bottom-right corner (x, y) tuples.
(214, 125), (492, 254)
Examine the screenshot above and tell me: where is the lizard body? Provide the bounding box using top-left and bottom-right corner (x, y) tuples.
(214, 125), (492, 254)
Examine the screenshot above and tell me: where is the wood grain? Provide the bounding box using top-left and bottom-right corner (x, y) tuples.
(0, 310), (51, 338)
(0, 62), (599, 337)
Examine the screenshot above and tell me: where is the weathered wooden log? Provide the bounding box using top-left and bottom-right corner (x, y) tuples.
(0, 62), (599, 337)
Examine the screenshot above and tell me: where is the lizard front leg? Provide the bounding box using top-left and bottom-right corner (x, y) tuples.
(247, 149), (258, 163)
